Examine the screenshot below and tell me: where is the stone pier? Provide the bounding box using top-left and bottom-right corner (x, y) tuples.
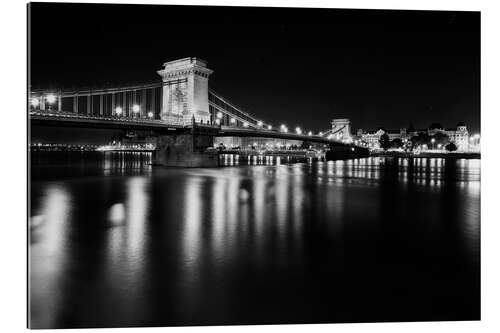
(154, 121), (220, 167)
(325, 145), (370, 160)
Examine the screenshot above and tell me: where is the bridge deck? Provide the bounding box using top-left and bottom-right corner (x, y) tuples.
(29, 111), (358, 147)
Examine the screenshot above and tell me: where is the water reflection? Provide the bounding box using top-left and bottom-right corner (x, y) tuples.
(30, 156), (480, 328)
(30, 185), (72, 329)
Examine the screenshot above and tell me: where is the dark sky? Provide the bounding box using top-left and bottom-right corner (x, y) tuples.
(29, 3), (480, 133)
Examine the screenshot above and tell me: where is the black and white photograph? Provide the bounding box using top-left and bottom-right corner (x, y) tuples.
(22, 0), (486, 330)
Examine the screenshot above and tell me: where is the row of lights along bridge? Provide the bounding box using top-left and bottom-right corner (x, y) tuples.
(31, 94), (326, 138)
(31, 94), (154, 118)
(213, 111), (313, 135)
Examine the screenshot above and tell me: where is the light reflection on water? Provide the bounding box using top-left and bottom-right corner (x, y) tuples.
(30, 154), (480, 328)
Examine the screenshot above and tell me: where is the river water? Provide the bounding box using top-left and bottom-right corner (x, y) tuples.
(29, 152), (480, 328)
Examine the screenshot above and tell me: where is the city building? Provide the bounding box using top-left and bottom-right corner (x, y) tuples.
(356, 128), (408, 149)
(356, 123), (475, 152)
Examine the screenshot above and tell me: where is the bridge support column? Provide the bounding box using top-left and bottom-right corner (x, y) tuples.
(154, 120), (219, 167)
(325, 145), (369, 161)
(154, 133), (218, 167)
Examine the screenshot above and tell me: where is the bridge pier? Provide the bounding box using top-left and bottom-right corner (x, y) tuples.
(153, 121), (219, 167)
(325, 145), (369, 160)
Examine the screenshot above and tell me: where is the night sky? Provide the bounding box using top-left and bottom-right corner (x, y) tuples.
(29, 3), (480, 133)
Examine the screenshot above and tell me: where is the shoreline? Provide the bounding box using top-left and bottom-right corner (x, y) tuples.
(371, 151), (481, 159)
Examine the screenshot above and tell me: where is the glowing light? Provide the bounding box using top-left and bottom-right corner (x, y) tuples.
(319, 132), (323, 136)
(257, 121), (263, 127)
(132, 104), (140, 113)
(147, 111), (154, 118)
(230, 117), (236, 124)
(268, 125), (272, 130)
(217, 111), (223, 119)
(31, 98), (40, 107)
(308, 131), (312, 136)
(295, 127), (302, 135)
(46, 94), (56, 104)
(431, 138), (435, 143)
(243, 122), (249, 128)
(115, 107), (123, 116)
(215, 118), (221, 125)
(280, 124), (288, 133)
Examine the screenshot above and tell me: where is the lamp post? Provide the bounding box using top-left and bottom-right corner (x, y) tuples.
(46, 94), (56, 111)
(147, 111), (154, 119)
(31, 97), (40, 109)
(132, 104), (140, 118)
(431, 138), (436, 150)
(115, 106), (123, 117)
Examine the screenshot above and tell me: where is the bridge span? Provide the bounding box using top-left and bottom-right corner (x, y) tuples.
(30, 57), (368, 166)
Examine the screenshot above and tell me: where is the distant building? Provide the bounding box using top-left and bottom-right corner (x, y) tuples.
(356, 128), (408, 149)
(356, 123), (473, 151)
(444, 123), (470, 151)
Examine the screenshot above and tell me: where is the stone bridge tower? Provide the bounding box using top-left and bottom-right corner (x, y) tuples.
(157, 57), (213, 125)
(331, 118), (353, 142)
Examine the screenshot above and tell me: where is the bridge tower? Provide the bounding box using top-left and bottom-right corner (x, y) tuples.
(157, 57), (213, 125)
(331, 118), (353, 142)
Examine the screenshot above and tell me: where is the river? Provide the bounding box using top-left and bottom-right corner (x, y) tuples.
(29, 152), (480, 328)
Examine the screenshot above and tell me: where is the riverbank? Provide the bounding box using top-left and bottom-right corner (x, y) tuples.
(371, 151), (481, 159)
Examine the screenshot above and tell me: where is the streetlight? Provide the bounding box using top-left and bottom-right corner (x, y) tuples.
(308, 131), (312, 136)
(46, 94), (56, 104)
(267, 125), (272, 130)
(295, 127), (302, 135)
(217, 112), (223, 119)
(215, 118), (221, 125)
(115, 107), (123, 116)
(431, 138), (435, 149)
(230, 117), (236, 124)
(31, 97), (40, 108)
(243, 121), (249, 128)
(46, 94), (56, 110)
(257, 120), (263, 127)
(147, 111), (154, 119)
(132, 104), (140, 116)
(318, 131), (323, 136)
